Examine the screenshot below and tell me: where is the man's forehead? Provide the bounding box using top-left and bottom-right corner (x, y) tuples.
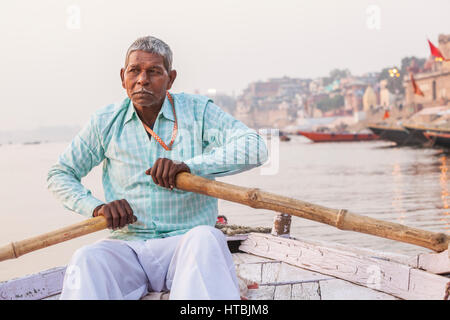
(127, 50), (165, 66)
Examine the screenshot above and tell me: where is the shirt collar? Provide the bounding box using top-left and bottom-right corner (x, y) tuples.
(124, 98), (135, 124)
(160, 94), (175, 122)
(124, 94), (175, 124)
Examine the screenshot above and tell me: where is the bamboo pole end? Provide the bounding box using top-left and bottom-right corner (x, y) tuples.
(431, 233), (450, 252)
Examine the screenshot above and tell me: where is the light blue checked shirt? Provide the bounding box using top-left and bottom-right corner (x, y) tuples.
(47, 93), (268, 240)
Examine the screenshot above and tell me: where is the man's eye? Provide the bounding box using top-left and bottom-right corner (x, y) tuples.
(128, 68), (138, 73)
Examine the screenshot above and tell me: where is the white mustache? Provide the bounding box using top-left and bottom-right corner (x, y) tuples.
(132, 88), (154, 95)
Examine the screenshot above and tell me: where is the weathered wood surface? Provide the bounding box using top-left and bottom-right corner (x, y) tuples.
(417, 248), (450, 274)
(239, 233), (450, 300)
(0, 266), (65, 300)
(232, 253), (397, 300)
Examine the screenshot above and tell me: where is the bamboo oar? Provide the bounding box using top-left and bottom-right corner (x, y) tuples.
(174, 173), (449, 252)
(0, 216), (107, 262)
(0, 172), (448, 262)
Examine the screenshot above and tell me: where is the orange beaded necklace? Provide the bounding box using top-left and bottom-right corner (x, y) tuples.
(141, 91), (178, 151)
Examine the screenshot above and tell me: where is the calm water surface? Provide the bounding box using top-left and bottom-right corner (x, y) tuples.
(0, 137), (449, 281)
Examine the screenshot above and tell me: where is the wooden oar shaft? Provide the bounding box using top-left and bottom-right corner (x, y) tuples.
(1, 172), (448, 263)
(175, 172), (449, 252)
(0, 216), (107, 262)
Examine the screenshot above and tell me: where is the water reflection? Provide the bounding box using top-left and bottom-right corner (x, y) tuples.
(391, 162), (406, 224)
(439, 155), (449, 232)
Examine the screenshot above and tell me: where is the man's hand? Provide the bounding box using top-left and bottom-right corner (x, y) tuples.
(145, 158), (191, 190)
(93, 199), (137, 230)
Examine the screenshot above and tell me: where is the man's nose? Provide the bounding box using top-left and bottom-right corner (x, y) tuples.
(137, 71), (150, 85)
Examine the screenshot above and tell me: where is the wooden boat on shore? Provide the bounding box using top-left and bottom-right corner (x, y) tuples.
(367, 124), (427, 147)
(0, 173), (449, 300)
(297, 131), (379, 143)
(424, 131), (450, 149)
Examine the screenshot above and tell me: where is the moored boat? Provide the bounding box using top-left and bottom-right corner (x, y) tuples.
(424, 131), (450, 149)
(400, 123), (437, 146)
(367, 124), (426, 147)
(297, 131), (379, 143)
(401, 123), (450, 135)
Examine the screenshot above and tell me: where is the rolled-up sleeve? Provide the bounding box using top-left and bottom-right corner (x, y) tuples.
(47, 115), (105, 217)
(184, 101), (268, 177)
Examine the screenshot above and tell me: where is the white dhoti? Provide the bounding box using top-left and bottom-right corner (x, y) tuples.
(59, 225), (240, 300)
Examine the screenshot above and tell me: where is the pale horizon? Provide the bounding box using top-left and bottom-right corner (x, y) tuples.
(0, 0), (449, 131)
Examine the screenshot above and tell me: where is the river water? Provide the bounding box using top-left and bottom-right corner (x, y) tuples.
(0, 136), (449, 281)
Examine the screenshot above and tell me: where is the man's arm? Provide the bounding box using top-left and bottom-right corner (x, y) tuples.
(184, 101), (268, 177)
(46, 115), (106, 217)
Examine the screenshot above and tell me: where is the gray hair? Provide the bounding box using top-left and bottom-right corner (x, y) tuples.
(124, 36), (173, 72)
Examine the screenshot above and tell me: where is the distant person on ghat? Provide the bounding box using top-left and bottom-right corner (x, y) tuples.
(47, 35), (268, 299)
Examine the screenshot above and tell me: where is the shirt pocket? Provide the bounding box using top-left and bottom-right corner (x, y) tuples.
(105, 138), (145, 187)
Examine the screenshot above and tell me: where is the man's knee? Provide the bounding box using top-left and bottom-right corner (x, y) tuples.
(70, 240), (115, 268)
(182, 225), (226, 251)
(186, 225), (224, 240)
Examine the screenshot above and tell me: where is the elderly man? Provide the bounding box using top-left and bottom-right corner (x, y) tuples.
(47, 36), (268, 300)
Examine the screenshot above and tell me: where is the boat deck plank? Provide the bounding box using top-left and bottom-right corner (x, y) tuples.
(418, 249), (450, 274)
(0, 266), (65, 300)
(234, 253), (398, 300)
(239, 233), (450, 300)
(291, 282), (321, 300)
(318, 279), (398, 300)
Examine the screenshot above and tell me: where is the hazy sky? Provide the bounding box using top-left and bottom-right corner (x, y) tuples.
(0, 0), (449, 131)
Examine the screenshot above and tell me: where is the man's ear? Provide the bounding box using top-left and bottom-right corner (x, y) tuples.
(166, 69), (177, 90)
(120, 68), (126, 89)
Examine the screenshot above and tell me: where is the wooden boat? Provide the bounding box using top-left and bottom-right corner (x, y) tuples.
(0, 173), (449, 300)
(367, 124), (427, 147)
(400, 124), (437, 146)
(1, 229), (449, 300)
(401, 123), (450, 135)
(278, 131), (291, 142)
(297, 131), (379, 143)
(424, 131), (450, 149)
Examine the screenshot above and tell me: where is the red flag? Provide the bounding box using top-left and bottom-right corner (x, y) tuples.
(427, 39), (446, 61)
(382, 110), (390, 120)
(410, 73), (424, 97)
(216, 215), (228, 225)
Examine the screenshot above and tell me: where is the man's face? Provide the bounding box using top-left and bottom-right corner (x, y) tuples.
(120, 50), (177, 109)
